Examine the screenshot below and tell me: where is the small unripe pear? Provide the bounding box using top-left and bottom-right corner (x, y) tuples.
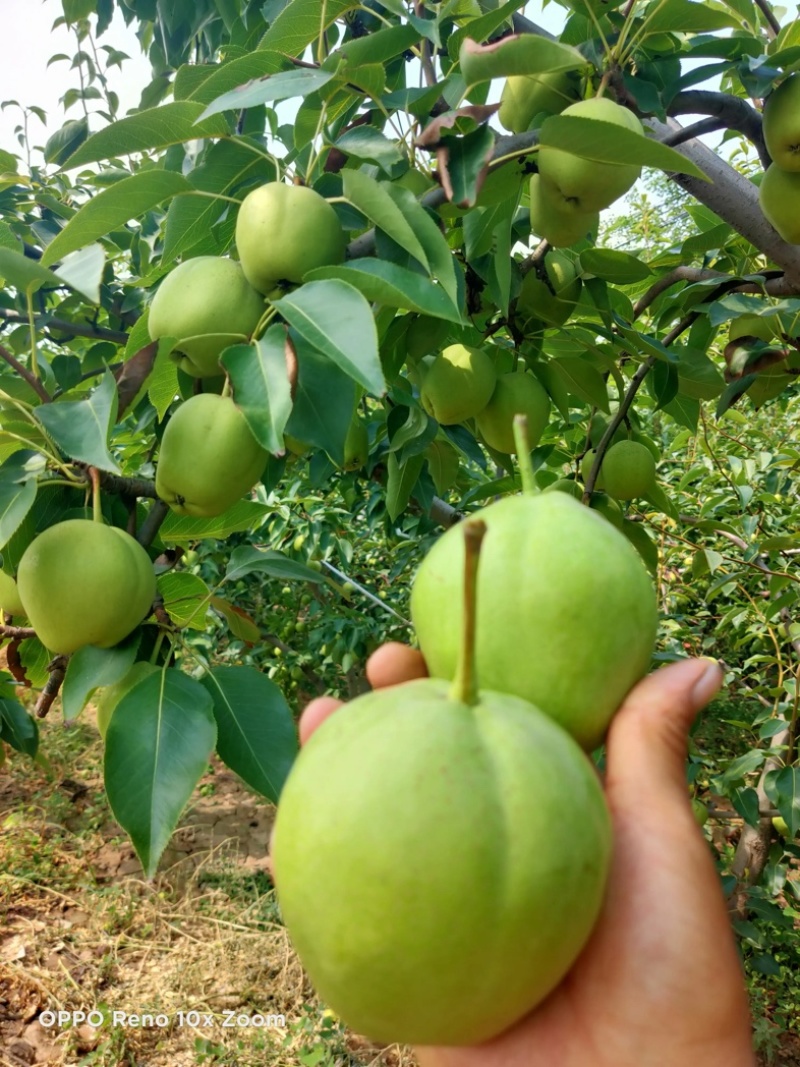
(476, 371), (551, 454)
(420, 344), (497, 425)
(599, 440), (657, 500)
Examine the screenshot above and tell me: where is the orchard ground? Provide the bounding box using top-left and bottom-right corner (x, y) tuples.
(1, 689), (799, 1067)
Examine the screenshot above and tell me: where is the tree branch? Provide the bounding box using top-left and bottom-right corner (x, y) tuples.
(667, 91), (769, 167)
(0, 308), (128, 345)
(137, 499), (170, 548)
(753, 0), (781, 37)
(0, 344), (52, 403)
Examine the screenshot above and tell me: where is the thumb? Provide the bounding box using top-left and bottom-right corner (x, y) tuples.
(605, 657), (722, 806)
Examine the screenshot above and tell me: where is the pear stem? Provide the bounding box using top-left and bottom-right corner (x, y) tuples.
(513, 415), (536, 495)
(449, 518), (487, 707)
(221, 377), (232, 399)
(89, 467), (102, 524)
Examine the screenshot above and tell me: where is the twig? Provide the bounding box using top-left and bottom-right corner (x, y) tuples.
(137, 499), (169, 548)
(0, 308), (129, 345)
(667, 91), (769, 167)
(0, 344), (51, 403)
(753, 0), (781, 37)
(34, 656), (68, 718)
(0, 624), (36, 639)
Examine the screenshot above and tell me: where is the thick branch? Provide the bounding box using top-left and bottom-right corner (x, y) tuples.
(137, 499), (169, 548)
(0, 344), (52, 403)
(34, 656), (68, 718)
(753, 0), (781, 37)
(98, 470), (160, 500)
(667, 91), (769, 167)
(644, 115), (800, 288)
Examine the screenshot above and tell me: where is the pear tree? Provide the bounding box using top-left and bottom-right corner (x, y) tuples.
(0, 0), (798, 1037)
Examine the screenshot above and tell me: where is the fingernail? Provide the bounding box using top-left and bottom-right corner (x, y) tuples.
(691, 658), (723, 709)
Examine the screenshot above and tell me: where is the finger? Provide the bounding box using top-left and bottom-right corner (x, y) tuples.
(298, 697), (342, 745)
(366, 643), (428, 690)
(605, 656), (722, 806)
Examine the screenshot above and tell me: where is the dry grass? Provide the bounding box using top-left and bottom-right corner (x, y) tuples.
(0, 710), (416, 1067)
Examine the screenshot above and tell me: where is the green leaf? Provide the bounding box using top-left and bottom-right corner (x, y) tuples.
(284, 336), (358, 465)
(663, 393), (701, 430)
(0, 451), (44, 551)
(334, 127), (403, 170)
(386, 452), (425, 520)
(343, 169), (429, 271)
(335, 23), (422, 66)
(198, 68), (336, 121)
(34, 372), (121, 473)
(61, 102), (232, 170)
(224, 546), (326, 584)
(675, 346), (725, 400)
(185, 51), (288, 104)
(459, 34), (586, 85)
(382, 182), (462, 309)
(209, 596), (262, 643)
(731, 785), (760, 828)
(147, 341), (181, 421)
(441, 124), (495, 208)
(257, 0), (359, 57)
(274, 281), (385, 396)
(157, 572), (211, 629)
(643, 0), (741, 34)
(158, 500), (270, 544)
(202, 665), (298, 802)
(62, 636), (141, 722)
(580, 248), (653, 285)
(104, 668), (217, 878)
(549, 357), (610, 412)
(306, 259), (463, 321)
(642, 481), (679, 520)
(764, 766), (800, 838)
(41, 172), (192, 266)
(0, 699), (38, 757)
(53, 243), (106, 303)
(539, 116), (708, 180)
(221, 330), (293, 455)
(0, 248), (62, 295)
(162, 140), (273, 263)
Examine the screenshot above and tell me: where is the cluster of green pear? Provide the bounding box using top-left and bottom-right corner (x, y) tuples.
(759, 74), (800, 244)
(272, 454), (658, 1045)
(5, 519), (156, 655)
(499, 78), (647, 247)
(147, 182), (348, 517)
(419, 342), (551, 455)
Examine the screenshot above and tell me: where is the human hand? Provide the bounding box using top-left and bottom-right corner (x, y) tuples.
(298, 646), (755, 1067)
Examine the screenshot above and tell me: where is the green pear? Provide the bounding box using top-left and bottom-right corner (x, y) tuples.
(588, 413), (628, 448)
(411, 492), (657, 750)
(17, 520), (156, 655)
(0, 568), (25, 616)
(529, 175), (599, 247)
(273, 520), (611, 1045)
(342, 418), (369, 471)
(425, 439), (460, 495)
(516, 251), (582, 328)
(598, 440), (657, 500)
(235, 183), (346, 293)
(543, 477), (582, 498)
(759, 165), (800, 244)
(763, 74), (800, 172)
(148, 257), (265, 378)
(475, 371), (551, 454)
(156, 394), (268, 517)
(420, 344), (497, 425)
(537, 98), (644, 213)
(498, 71), (580, 133)
(692, 799), (709, 827)
(96, 661), (159, 740)
(588, 491), (624, 528)
(284, 434), (312, 457)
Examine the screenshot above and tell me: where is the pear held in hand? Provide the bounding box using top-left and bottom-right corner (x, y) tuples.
(17, 520), (156, 654)
(412, 455), (657, 750)
(156, 394), (268, 518)
(272, 521), (612, 1045)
